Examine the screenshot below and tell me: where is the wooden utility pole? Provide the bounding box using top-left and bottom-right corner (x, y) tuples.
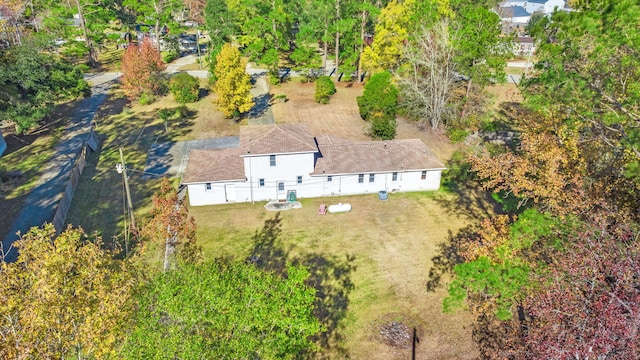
(335, 0), (340, 82)
(119, 148), (136, 232)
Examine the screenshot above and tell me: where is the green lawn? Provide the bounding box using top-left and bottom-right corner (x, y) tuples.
(64, 73), (493, 358)
(65, 89), (202, 242)
(189, 190), (486, 359)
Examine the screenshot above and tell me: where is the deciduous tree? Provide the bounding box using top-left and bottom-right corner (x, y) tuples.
(121, 261), (322, 359)
(204, 0), (238, 80)
(138, 178), (200, 272)
(0, 39), (89, 133)
(399, 21), (456, 129)
(525, 216), (640, 359)
(212, 43), (254, 118)
(524, 0), (640, 197)
(0, 224), (135, 359)
(123, 0), (183, 51)
(359, 0), (413, 74)
(469, 110), (591, 215)
(451, 3), (509, 118)
(121, 37), (166, 101)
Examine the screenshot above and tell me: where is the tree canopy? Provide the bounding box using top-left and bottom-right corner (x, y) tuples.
(0, 224), (135, 359)
(0, 40), (89, 133)
(121, 37), (166, 101)
(121, 261), (323, 359)
(212, 43), (254, 118)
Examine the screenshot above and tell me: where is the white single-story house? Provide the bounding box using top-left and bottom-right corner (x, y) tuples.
(514, 36), (536, 56)
(182, 124), (446, 206)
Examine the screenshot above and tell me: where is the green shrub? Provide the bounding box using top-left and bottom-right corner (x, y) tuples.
(446, 128), (470, 143)
(174, 105), (188, 118)
(368, 114), (396, 140)
(162, 50), (179, 64)
(169, 73), (200, 104)
(315, 76), (336, 104)
(139, 92), (155, 105)
(268, 70), (281, 85)
(357, 71), (398, 121)
(273, 94), (287, 103)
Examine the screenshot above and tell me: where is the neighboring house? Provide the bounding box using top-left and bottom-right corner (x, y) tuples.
(504, 0), (544, 13)
(543, 0), (566, 13)
(182, 124), (446, 206)
(497, 5), (532, 26)
(501, 0), (565, 14)
(514, 36), (536, 56)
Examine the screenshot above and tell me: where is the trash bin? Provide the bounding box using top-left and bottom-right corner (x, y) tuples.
(378, 190), (388, 201)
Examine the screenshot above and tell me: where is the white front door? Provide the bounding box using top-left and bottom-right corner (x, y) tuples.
(225, 184), (236, 202)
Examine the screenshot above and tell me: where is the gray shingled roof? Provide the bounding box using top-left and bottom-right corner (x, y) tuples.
(499, 5), (530, 17)
(312, 135), (445, 176)
(239, 124), (317, 156)
(182, 148), (245, 183)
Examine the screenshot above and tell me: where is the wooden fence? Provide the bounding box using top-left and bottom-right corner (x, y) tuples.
(51, 130), (97, 233)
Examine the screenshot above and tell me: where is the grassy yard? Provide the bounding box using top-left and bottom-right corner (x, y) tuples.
(63, 62), (513, 357)
(65, 84), (214, 241)
(190, 190), (488, 359)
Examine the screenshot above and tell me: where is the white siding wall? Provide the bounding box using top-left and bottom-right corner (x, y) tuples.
(187, 153), (443, 206)
(244, 152), (316, 202)
(312, 170), (442, 196)
(187, 181), (246, 206)
(544, 0), (564, 13)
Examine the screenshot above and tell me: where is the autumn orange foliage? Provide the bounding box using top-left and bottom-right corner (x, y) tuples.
(121, 38), (166, 100)
(470, 110), (592, 215)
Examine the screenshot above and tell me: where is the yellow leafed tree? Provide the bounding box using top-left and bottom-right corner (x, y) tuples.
(360, 0), (415, 74)
(212, 43), (255, 118)
(0, 224), (135, 359)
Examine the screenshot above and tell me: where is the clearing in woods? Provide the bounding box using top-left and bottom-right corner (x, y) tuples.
(18, 67), (518, 358)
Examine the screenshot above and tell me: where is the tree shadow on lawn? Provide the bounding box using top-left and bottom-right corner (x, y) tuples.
(248, 212), (356, 358)
(434, 181), (502, 222)
(247, 93), (272, 119)
(425, 224), (480, 292)
(66, 100), (196, 245)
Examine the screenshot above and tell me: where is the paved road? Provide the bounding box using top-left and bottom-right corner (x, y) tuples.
(2, 73), (120, 262)
(2, 56), (273, 261)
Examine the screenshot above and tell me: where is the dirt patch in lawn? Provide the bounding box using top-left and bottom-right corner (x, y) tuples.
(271, 81), (370, 140)
(486, 83), (523, 110)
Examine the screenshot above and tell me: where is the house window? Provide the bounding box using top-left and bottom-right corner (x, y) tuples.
(270, 155), (276, 166)
(327, 175), (332, 182)
(278, 182), (285, 191)
(259, 178), (265, 187)
(297, 176), (302, 184)
(369, 174), (375, 183)
(392, 172), (398, 181)
(358, 174), (364, 183)
(421, 170), (427, 180)
(205, 183), (212, 191)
